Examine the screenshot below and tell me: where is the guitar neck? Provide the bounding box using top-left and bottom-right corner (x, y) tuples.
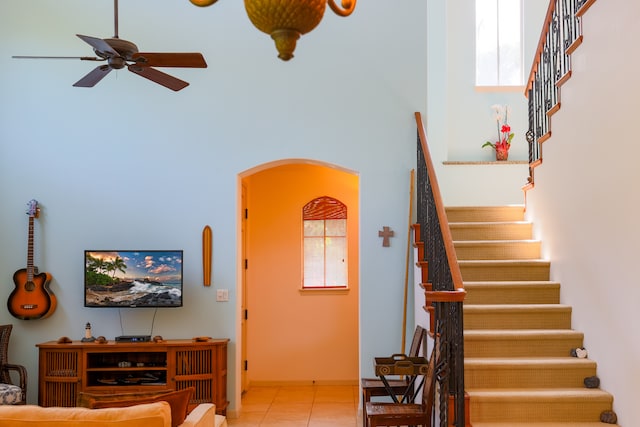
(27, 216), (35, 281)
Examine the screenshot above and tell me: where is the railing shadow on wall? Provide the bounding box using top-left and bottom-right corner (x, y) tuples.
(523, 0), (596, 192)
(414, 112), (467, 427)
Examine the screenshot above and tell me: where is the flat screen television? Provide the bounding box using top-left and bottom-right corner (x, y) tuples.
(84, 250), (183, 308)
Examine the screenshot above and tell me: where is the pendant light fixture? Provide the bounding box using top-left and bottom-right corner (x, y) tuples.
(189, 0), (356, 61)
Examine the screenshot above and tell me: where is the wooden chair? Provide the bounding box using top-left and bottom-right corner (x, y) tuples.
(365, 346), (436, 427)
(362, 325), (426, 427)
(0, 325), (27, 405)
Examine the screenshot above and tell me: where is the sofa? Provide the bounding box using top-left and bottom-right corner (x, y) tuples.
(0, 401), (228, 427)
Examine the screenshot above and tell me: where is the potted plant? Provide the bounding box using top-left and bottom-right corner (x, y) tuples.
(482, 104), (514, 160)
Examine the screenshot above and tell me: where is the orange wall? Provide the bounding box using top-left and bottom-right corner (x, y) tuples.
(244, 163), (359, 384)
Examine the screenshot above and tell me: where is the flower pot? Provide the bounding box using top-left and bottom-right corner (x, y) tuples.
(495, 148), (509, 161)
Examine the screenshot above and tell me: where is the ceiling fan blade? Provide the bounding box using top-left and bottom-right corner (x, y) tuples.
(73, 65), (112, 88)
(12, 55), (103, 61)
(128, 65), (189, 91)
(131, 52), (207, 68)
(76, 34), (118, 56)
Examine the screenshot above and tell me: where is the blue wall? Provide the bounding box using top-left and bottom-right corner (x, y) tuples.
(0, 0), (427, 411)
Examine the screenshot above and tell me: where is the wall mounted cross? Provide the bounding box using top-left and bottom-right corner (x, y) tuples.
(378, 226), (394, 247)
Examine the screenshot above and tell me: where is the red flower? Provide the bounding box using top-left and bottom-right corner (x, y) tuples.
(482, 104), (515, 154)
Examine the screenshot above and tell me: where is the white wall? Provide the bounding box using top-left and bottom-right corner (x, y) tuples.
(0, 0), (427, 413)
(526, 0), (639, 424)
(427, 0), (549, 206)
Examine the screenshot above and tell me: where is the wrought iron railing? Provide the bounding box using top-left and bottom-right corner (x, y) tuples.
(414, 112), (466, 427)
(524, 0), (596, 190)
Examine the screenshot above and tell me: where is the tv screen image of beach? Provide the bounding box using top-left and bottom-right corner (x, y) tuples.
(85, 250), (183, 307)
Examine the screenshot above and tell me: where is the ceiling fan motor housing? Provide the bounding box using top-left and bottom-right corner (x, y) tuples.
(101, 38), (139, 68)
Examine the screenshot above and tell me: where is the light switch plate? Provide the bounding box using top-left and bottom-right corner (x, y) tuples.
(216, 289), (229, 302)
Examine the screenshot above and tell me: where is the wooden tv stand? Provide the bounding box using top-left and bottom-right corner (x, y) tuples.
(37, 338), (229, 415)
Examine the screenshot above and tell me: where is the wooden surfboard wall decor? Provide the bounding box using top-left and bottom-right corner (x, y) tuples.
(202, 225), (212, 286)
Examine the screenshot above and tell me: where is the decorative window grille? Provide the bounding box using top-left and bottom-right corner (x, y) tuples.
(302, 196), (347, 288)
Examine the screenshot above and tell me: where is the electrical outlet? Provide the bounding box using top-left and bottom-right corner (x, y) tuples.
(216, 289), (229, 302)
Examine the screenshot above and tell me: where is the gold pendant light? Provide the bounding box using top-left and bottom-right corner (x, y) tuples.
(189, 0), (356, 61)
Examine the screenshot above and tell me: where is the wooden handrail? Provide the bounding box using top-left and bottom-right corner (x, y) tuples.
(576, 0), (596, 17)
(414, 112), (467, 427)
(525, 0), (598, 97)
(414, 112), (465, 292)
(523, 0), (598, 193)
(524, 0), (556, 95)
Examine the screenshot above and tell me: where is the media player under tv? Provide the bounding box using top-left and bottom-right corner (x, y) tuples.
(115, 335), (152, 342)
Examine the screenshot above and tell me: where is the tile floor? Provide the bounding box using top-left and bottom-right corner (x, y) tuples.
(227, 384), (363, 427)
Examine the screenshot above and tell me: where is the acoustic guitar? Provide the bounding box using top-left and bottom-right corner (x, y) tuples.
(8, 199), (57, 320)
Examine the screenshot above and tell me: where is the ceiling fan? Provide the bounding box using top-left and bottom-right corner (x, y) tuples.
(13, 0), (207, 91)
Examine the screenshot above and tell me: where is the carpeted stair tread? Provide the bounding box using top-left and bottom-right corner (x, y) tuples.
(465, 303), (571, 311)
(464, 304), (572, 330)
(455, 239), (539, 243)
(459, 259), (550, 266)
(454, 239), (542, 260)
(468, 388), (614, 423)
(465, 357), (596, 366)
(465, 329), (583, 338)
(471, 423), (620, 427)
(465, 357), (597, 388)
(467, 387), (613, 401)
(450, 221), (534, 240)
(463, 281), (560, 304)
(464, 329), (584, 357)
(464, 280), (560, 286)
(464, 280), (559, 285)
(459, 259), (550, 281)
(446, 205), (525, 222)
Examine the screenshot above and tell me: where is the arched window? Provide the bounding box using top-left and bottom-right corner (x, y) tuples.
(476, 0), (523, 86)
(302, 196), (348, 288)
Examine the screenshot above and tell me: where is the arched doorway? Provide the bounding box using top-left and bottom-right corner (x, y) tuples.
(239, 159), (359, 393)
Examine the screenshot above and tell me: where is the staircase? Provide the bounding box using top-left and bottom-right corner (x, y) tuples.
(447, 205), (619, 427)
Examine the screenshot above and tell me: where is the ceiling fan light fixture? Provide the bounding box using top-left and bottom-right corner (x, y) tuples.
(189, 0), (356, 60)
(108, 56), (127, 69)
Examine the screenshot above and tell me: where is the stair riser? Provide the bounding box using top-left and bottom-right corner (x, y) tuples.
(465, 364), (597, 388)
(450, 223), (533, 240)
(455, 241), (541, 260)
(464, 284), (560, 305)
(460, 264), (550, 281)
(465, 335), (584, 358)
(446, 206), (525, 222)
(468, 396), (613, 423)
(464, 310), (572, 330)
